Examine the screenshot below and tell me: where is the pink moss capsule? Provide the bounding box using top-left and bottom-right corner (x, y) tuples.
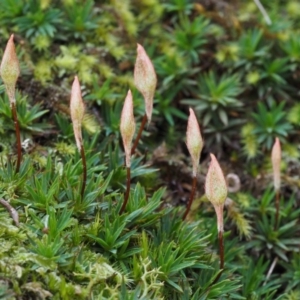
(70, 76), (85, 151)
(186, 108), (203, 177)
(205, 154), (228, 232)
(271, 137), (281, 191)
(120, 90), (136, 167)
(134, 44), (157, 124)
(0, 34), (20, 103)
(205, 154), (227, 206)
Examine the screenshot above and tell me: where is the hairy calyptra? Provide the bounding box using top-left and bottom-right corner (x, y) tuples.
(272, 137), (281, 230)
(70, 76), (87, 198)
(0, 34), (20, 104)
(119, 90), (136, 214)
(205, 154), (227, 207)
(205, 154), (227, 232)
(186, 108), (203, 177)
(134, 44), (157, 124)
(120, 90), (136, 168)
(182, 108), (203, 220)
(0, 34), (22, 172)
(271, 137), (281, 192)
(70, 76), (85, 151)
(205, 153), (227, 278)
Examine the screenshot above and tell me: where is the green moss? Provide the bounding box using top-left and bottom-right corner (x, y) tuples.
(0, 0), (300, 298)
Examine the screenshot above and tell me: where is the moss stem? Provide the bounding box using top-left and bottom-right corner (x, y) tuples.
(120, 167), (131, 214)
(80, 142), (87, 199)
(212, 205), (225, 285)
(131, 114), (147, 155)
(11, 102), (21, 173)
(210, 230), (224, 286)
(274, 190), (280, 230)
(218, 230), (224, 270)
(182, 176), (197, 220)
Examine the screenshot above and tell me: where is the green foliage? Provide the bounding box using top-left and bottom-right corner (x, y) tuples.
(163, 0), (194, 16)
(15, 0), (62, 40)
(173, 16), (210, 64)
(0, 0), (24, 26)
(204, 118), (244, 151)
(281, 35), (300, 62)
(0, 92), (49, 135)
(0, 150), (235, 298)
(1, 0), (300, 298)
(183, 71), (243, 126)
(246, 189), (300, 261)
(235, 29), (270, 69)
(239, 256), (281, 299)
(63, 0), (99, 38)
(251, 102), (293, 150)
(241, 123), (260, 158)
(155, 88), (187, 126)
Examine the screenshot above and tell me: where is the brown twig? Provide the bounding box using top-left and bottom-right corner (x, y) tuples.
(182, 176), (197, 220)
(274, 190), (280, 230)
(11, 102), (22, 173)
(80, 143), (87, 199)
(119, 167), (131, 214)
(131, 114), (147, 155)
(0, 198), (19, 226)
